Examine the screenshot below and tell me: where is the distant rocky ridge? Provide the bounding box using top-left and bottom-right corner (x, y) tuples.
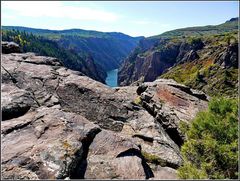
(1, 42), (209, 179)
(118, 18), (238, 97)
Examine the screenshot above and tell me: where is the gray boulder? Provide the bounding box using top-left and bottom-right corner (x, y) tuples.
(2, 41), (21, 54)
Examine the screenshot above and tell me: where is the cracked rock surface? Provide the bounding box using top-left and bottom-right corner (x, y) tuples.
(1, 42), (208, 179)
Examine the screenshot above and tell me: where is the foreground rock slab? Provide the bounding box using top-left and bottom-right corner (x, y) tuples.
(1, 107), (101, 179)
(1, 43), (209, 179)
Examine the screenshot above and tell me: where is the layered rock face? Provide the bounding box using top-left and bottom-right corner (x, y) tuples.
(1, 42), (208, 179)
(118, 39), (180, 85)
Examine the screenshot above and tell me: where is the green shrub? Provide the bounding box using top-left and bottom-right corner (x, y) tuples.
(177, 97), (238, 179)
(178, 161), (208, 179)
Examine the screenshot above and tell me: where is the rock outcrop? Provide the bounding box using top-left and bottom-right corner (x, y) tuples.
(2, 41), (21, 54)
(214, 43), (238, 68)
(1, 42), (209, 179)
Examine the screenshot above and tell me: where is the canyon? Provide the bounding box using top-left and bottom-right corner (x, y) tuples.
(1, 17), (238, 180)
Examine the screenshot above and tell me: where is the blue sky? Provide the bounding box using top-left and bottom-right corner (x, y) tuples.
(2, 1), (239, 37)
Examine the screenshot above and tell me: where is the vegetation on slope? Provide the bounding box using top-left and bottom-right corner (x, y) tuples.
(149, 17), (238, 39)
(2, 29), (106, 82)
(161, 31), (238, 97)
(178, 97), (238, 179)
(2, 26), (142, 71)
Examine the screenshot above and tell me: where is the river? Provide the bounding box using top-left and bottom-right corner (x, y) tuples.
(105, 69), (118, 87)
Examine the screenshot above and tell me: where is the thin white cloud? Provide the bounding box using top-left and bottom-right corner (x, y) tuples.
(2, 1), (119, 22)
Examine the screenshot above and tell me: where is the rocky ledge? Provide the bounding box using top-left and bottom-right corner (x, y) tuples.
(1, 42), (208, 179)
